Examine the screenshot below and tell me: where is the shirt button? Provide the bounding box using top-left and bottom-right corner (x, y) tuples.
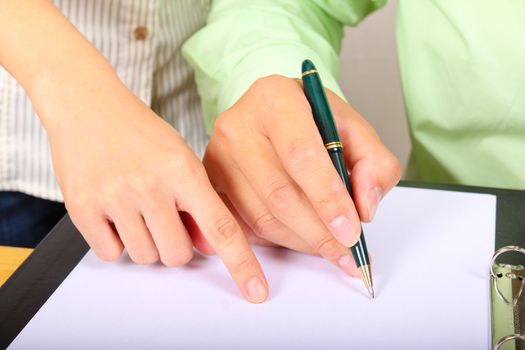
(134, 26), (148, 41)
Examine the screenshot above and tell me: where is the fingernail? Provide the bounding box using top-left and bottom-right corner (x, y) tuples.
(330, 216), (356, 246)
(367, 186), (383, 221)
(245, 277), (267, 303)
(338, 254), (359, 277)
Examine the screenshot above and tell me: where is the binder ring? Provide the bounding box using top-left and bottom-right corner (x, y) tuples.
(494, 334), (525, 350)
(490, 245), (525, 307)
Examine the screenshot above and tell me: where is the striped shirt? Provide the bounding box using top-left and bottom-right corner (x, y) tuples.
(0, 0), (211, 202)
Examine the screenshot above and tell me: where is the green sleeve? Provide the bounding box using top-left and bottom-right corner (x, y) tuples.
(182, 0), (385, 133)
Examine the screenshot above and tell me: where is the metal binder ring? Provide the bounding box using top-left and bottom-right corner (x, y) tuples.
(494, 334), (525, 350)
(490, 245), (525, 306)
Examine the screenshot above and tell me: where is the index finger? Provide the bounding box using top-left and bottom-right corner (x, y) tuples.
(175, 170), (269, 304)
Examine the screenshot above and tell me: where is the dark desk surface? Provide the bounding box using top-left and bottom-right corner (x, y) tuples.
(1, 181), (524, 348)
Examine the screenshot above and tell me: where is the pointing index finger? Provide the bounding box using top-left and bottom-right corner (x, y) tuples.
(176, 173), (269, 304)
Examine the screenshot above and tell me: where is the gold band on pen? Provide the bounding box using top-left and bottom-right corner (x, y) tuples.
(324, 141), (343, 151)
(302, 69), (318, 77)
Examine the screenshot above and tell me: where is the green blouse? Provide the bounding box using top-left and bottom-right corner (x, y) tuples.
(183, 0), (525, 190)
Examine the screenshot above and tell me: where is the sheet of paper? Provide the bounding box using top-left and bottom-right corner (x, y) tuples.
(9, 187), (496, 349)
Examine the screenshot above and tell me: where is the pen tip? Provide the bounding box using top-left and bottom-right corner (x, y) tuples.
(302, 59), (316, 73)
(368, 287), (375, 299)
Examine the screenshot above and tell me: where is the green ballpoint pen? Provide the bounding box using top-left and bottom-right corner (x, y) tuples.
(301, 59), (374, 298)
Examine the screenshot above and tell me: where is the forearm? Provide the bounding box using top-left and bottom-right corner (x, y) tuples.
(0, 0), (127, 129)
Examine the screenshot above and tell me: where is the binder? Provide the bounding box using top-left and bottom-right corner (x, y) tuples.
(491, 246), (525, 349)
(0, 181), (524, 349)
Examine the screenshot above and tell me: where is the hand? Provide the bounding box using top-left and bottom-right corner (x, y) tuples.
(39, 77), (268, 304)
(203, 75), (402, 276)
(0, 0), (269, 303)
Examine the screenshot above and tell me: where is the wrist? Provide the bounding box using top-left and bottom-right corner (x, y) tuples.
(27, 60), (130, 134)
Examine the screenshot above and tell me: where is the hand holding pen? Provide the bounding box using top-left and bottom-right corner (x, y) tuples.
(204, 72), (402, 284)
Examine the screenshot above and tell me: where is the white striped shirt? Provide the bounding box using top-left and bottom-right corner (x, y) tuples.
(0, 0), (211, 202)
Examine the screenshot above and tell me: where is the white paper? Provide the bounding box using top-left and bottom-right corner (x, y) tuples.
(9, 187), (496, 349)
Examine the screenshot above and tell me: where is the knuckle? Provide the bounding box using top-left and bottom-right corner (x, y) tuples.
(180, 153), (207, 180)
(250, 75), (289, 105)
(266, 182), (298, 212)
(65, 195), (91, 215)
(143, 199), (163, 219)
(129, 173), (160, 196)
(230, 251), (257, 277)
(99, 178), (127, 208)
(313, 185), (350, 218)
(285, 140), (318, 172)
(209, 214), (240, 245)
(130, 249), (159, 265)
(382, 154), (403, 183)
(214, 111), (238, 141)
(252, 212), (281, 239)
(162, 153), (185, 174)
(96, 246), (123, 262)
(252, 75), (285, 92)
(161, 249), (194, 267)
(393, 159), (404, 181)
(314, 235), (340, 260)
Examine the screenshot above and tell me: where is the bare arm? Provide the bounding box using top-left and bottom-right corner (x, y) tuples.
(0, 0), (269, 303)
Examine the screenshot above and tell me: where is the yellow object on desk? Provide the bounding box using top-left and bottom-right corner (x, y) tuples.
(0, 246), (32, 287)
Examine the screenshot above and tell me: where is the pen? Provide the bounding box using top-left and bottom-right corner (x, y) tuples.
(301, 59), (374, 298)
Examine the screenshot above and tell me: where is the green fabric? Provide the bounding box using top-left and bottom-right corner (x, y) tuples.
(182, 0), (385, 133)
(184, 0), (525, 190)
(397, 0), (525, 190)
